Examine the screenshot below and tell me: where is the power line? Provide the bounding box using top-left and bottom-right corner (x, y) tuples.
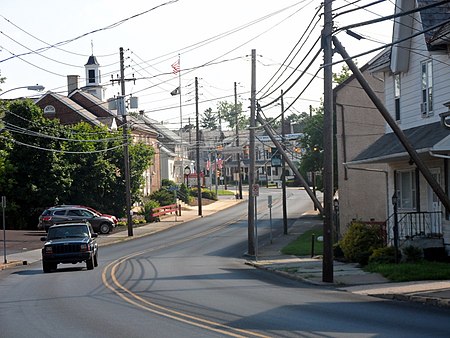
(0, 0), (180, 64)
(258, 2), (323, 97)
(0, 135), (125, 154)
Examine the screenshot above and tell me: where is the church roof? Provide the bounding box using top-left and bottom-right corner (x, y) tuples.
(85, 55), (99, 66)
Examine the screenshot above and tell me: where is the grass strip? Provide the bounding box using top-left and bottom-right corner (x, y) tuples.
(281, 225), (323, 257)
(365, 261), (450, 282)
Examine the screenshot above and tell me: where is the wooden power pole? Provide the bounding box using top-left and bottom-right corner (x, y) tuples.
(248, 49), (256, 256)
(322, 0), (334, 283)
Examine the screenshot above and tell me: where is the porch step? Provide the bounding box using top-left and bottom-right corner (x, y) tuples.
(401, 238), (444, 250)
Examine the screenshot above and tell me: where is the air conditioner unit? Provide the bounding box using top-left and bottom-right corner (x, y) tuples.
(420, 102), (428, 116)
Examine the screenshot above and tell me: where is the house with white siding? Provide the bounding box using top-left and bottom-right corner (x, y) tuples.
(348, 0), (450, 258)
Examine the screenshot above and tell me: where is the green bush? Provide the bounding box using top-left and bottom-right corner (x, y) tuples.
(339, 221), (384, 266)
(369, 246), (398, 264)
(202, 189), (217, 200)
(162, 179), (176, 187)
(178, 183), (190, 204)
(141, 199), (160, 223)
(402, 245), (423, 263)
(149, 189), (175, 207)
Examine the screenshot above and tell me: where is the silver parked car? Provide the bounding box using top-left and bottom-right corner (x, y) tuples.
(38, 206), (115, 234)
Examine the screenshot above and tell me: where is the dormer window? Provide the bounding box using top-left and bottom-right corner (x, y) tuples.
(420, 59), (433, 116)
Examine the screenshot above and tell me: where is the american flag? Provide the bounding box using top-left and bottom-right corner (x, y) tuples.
(171, 60), (180, 74)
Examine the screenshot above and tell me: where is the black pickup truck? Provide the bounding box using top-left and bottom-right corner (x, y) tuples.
(41, 223), (99, 273)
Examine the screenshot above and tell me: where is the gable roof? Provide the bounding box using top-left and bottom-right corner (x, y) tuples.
(140, 115), (181, 143)
(351, 121), (450, 164)
(35, 92), (104, 127)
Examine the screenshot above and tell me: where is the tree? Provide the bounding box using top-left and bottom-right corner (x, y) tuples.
(0, 99), (155, 228)
(1, 99), (73, 227)
(333, 61), (358, 85)
(0, 76), (6, 131)
(298, 109), (324, 171)
(216, 100), (247, 131)
(201, 108), (218, 130)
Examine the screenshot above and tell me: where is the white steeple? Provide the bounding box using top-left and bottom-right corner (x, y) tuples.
(83, 54), (104, 100)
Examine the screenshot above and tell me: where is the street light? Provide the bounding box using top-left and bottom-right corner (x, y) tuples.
(0, 85), (45, 97)
(392, 192), (400, 263)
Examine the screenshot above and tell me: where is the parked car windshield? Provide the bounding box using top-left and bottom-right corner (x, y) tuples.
(47, 225), (89, 240)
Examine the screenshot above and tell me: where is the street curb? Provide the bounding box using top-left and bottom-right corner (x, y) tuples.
(0, 260), (27, 270)
(373, 293), (450, 308)
(244, 260), (333, 286)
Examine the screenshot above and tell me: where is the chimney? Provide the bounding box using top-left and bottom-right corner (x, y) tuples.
(67, 75), (79, 95)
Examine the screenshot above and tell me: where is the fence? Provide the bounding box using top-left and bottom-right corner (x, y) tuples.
(150, 204), (181, 219)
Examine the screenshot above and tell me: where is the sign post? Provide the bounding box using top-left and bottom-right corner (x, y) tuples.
(252, 184), (259, 260)
(268, 195), (273, 244)
(2, 196), (7, 264)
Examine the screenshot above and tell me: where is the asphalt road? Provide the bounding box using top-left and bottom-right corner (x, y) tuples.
(1, 188), (450, 337)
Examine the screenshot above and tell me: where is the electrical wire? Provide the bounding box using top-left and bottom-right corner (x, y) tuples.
(258, 3), (323, 98)
(333, 0), (386, 18)
(335, 0), (450, 33)
(258, 47), (322, 109)
(0, 135), (125, 154)
(331, 16), (450, 68)
(0, 14), (117, 58)
(0, 0), (180, 64)
(4, 122), (124, 143)
(0, 31), (84, 68)
(131, 1), (310, 69)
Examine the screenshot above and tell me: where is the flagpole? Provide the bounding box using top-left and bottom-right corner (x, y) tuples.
(178, 54), (183, 184)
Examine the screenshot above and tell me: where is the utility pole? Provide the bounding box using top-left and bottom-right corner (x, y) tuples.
(322, 0), (334, 283)
(310, 104), (317, 210)
(235, 82), (243, 199)
(195, 77), (202, 216)
(116, 47), (133, 237)
(248, 49), (256, 256)
(281, 90), (288, 235)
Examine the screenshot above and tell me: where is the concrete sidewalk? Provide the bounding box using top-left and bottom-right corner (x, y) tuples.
(1, 197), (449, 308)
(245, 213), (450, 308)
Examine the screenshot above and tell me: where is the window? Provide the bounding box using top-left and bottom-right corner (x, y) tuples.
(394, 73), (401, 121)
(396, 170), (416, 210)
(420, 60), (433, 115)
(88, 69), (96, 84)
(43, 105), (55, 114)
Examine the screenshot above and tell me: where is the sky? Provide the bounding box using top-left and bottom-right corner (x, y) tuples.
(0, 0), (395, 130)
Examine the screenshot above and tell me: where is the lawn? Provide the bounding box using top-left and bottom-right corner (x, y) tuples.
(365, 261), (450, 282)
(281, 225), (323, 257)
(217, 189), (236, 196)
